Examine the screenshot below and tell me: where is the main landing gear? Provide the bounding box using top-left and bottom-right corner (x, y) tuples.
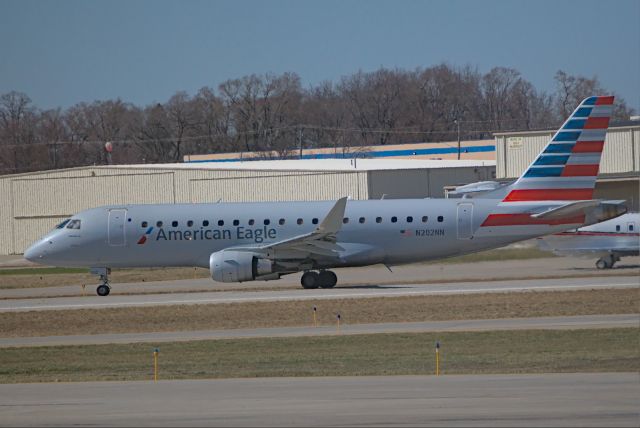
(596, 254), (619, 270)
(90, 267), (112, 296)
(301, 270), (338, 289)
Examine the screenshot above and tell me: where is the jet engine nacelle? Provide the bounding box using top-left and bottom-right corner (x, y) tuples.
(209, 250), (275, 283)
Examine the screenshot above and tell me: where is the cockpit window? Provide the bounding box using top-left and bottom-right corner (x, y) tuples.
(55, 219), (71, 229)
(66, 219), (81, 230)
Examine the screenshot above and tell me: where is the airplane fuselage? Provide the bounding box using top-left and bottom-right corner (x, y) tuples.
(26, 198), (577, 270)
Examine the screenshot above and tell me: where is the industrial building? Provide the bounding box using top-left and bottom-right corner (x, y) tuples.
(0, 159), (495, 255)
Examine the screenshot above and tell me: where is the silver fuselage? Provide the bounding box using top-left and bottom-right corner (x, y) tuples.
(24, 198), (580, 270)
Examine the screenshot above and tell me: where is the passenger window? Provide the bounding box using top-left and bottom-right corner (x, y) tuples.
(422, 216), (428, 223)
(406, 216), (413, 223)
(156, 221), (163, 227)
(376, 217), (382, 223)
(297, 218), (303, 225)
(279, 218), (285, 225)
(233, 220), (239, 226)
(141, 221), (148, 228)
(616, 225), (621, 231)
(187, 220), (194, 227)
(264, 219), (270, 225)
(343, 217), (349, 224)
(248, 219), (255, 226)
(391, 216), (397, 223)
(203, 220), (209, 227)
(172, 221), (178, 227)
(359, 217), (365, 224)
(218, 220), (224, 226)
(312, 218), (319, 225)
(437, 216), (444, 223)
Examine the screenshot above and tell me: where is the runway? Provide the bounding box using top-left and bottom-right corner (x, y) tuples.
(0, 373), (637, 427)
(1, 314), (637, 348)
(0, 275), (637, 312)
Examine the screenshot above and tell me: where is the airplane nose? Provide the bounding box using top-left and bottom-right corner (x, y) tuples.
(24, 241), (48, 263)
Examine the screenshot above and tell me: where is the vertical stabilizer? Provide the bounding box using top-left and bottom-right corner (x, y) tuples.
(504, 96), (614, 203)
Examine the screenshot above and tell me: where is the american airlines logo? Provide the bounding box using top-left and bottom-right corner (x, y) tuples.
(137, 227), (154, 245)
(138, 226), (278, 245)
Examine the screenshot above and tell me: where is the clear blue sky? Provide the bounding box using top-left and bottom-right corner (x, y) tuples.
(1, 0), (638, 110)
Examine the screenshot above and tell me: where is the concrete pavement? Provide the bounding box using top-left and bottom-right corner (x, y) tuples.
(0, 373), (637, 427)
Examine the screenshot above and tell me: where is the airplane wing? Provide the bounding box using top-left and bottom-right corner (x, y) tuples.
(232, 197), (348, 259)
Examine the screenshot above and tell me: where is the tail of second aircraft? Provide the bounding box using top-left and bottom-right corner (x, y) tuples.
(479, 96), (626, 232)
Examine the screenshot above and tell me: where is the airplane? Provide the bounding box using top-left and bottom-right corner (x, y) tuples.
(537, 212), (639, 269)
(24, 96), (628, 296)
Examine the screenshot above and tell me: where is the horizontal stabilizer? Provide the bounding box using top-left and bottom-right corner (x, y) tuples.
(531, 200), (601, 219)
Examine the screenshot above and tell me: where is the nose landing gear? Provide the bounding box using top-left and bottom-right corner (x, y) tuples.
(90, 267), (112, 296)
(96, 283), (111, 296)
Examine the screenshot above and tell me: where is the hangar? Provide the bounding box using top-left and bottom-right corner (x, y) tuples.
(0, 158), (495, 255)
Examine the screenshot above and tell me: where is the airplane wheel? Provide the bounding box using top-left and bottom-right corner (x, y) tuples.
(97, 284), (110, 296)
(301, 272), (320, 289)
(596, 258), (612, 269)
(319, 270), (338, 288)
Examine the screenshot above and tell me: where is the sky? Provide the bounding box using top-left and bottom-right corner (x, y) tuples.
(1, 0), (639, 111)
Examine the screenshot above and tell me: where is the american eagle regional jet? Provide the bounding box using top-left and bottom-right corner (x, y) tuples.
(24, 97), (627, 296)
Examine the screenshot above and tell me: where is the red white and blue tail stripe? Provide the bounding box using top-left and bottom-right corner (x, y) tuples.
(479, 96), (613, 230)
(504, 95), (613, 203)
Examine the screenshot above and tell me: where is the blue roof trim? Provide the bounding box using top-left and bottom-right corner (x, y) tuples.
(185, 144), (496, 163)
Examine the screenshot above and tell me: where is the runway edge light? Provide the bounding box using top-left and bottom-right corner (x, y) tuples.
(435, 341), (440, 376)
(153, 348), (159, 383)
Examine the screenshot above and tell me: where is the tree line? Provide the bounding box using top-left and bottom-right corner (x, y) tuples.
(0, 64), (634, 174)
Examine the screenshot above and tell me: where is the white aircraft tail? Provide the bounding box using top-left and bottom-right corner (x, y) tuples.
(481, 96), (617, 229)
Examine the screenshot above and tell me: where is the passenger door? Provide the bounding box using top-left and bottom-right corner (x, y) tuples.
(108, 209), (127, 246)
(457, 203), (473, 239)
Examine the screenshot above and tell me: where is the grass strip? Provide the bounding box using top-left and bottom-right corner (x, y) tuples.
(0, 328), (637, 383)
(0, 267), (209, 289)
(1, 288), (637, 338)
(0, 267), (88, 275)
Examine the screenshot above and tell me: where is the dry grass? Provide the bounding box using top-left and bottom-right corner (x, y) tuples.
(0, 267), (209, 289)
(1, 288), (637, 338)
(0, 328), (637, 383)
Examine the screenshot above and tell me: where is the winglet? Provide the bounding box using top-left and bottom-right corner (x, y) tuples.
(316, 197), (347, 235)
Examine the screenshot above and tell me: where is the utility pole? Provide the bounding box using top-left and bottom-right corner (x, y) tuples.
(298, 127), (303, 159)
(455, 119), (461, 160)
